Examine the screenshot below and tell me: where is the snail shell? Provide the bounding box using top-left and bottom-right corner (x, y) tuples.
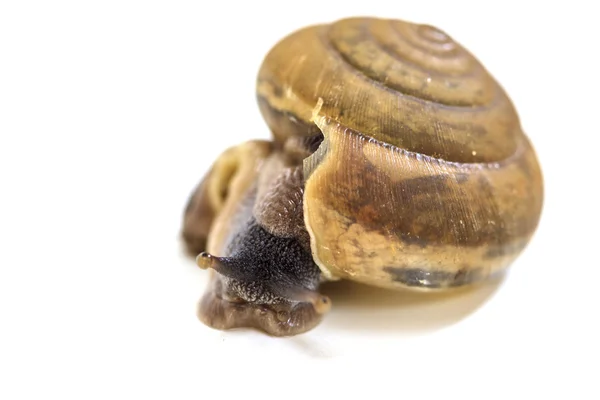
(256, 17), (543, 289)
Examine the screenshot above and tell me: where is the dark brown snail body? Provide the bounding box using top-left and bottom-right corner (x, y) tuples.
(182, 17), (543, 336)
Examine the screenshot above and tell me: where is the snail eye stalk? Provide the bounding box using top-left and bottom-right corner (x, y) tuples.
(196, 252), (216, 270)
(195, 252), (247, 281)
(275, 287), (332, 314)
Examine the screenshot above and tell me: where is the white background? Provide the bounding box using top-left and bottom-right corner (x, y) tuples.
(1, 1), (598, 399)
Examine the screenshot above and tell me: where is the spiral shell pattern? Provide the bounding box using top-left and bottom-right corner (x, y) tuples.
(256, 17), (542, 289)
(257, 17), (520, 163)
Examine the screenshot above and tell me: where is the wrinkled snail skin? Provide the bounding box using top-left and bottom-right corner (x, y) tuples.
(184, 142), (328, 336)
(182, 17), (543, 336)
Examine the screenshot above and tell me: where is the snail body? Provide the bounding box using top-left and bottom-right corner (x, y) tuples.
(182, 17), (543, 336)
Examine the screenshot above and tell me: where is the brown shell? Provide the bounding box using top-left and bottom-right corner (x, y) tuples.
(257, 17), (543, 289)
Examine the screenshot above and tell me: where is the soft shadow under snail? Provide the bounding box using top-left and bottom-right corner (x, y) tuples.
(182, 17), (543, 336)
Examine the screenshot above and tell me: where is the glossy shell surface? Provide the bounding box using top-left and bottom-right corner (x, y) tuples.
(256, 17), (543, 289)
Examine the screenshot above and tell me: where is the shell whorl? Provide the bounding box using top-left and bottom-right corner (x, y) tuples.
(257, 17), (521, 163)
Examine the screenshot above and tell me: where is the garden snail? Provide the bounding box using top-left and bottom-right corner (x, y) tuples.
(182, 17), (543, 336)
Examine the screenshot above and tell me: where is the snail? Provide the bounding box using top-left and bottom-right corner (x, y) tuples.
(182, 17), (543, 336)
